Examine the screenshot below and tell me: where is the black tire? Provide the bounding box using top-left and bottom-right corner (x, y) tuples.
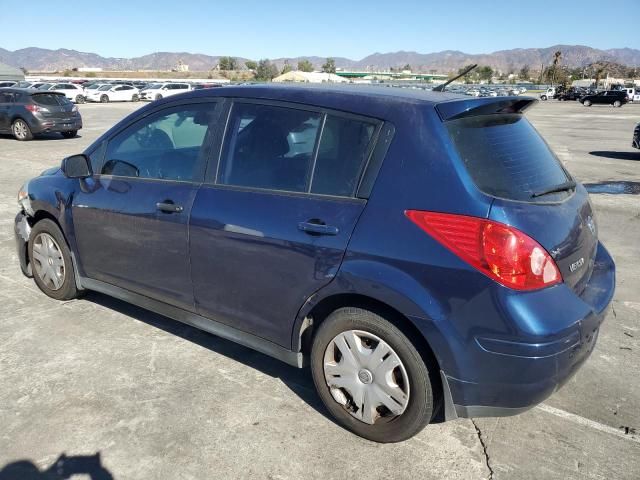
(75, 94), (85, 104)
(613, 100), (622, 108)
(584, 99), (592, 107)
(155, 94), (163, 101)
(61, 131), (77, 139)
(541, 95), (547, 101)
(132, 94), (139, 102)
(100, 95), (109, 103)
(12, 118), (33, 141)
(28, 219), (81, 301)
(310, 307), (434, 443)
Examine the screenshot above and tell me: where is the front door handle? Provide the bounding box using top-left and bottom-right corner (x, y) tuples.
(156, 201), (183, 213)
(298, 220), (339, 236)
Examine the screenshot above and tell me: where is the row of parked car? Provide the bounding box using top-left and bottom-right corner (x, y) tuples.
(539, 86), (638, 107)
(0, 80), (222, 104)
(447, 86), (528, 97)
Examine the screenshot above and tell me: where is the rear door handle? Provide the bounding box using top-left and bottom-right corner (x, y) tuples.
(298, 220), (339, 236)
(156, 201), (183, 213)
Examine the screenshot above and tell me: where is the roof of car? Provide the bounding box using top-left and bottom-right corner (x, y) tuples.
(0, 87), (65, 95)
(187, 83), (464, 105)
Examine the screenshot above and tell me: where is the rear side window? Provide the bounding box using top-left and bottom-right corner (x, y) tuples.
(311, 116), (376, 196)
(219, 102), (377, 196)
(219, 103), (321, 193)
(446, 114), (569, 201)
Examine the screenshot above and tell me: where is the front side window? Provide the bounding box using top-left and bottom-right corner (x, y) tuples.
(102, 104), (216, 182)
(219, 103), (321, 193)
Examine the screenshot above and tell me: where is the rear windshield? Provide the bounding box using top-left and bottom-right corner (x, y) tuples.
(32, 93), (71, 106)
(446, 114), (569, 201)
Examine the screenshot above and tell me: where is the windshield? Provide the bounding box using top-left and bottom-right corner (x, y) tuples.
(37, 83), (53, 90)
(98, 85), (112, 91)
(446, 114), (570, 201)
(145, 83), (163, 90)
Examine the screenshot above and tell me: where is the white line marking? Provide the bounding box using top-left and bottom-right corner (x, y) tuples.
(537, 404), (639, 443)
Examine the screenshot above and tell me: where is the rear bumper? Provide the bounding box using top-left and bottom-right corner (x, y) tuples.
(30, 117), (82, 134)
(439, 242), (615, 419)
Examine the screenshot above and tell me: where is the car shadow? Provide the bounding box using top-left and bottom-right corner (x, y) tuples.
(83, 291), (338, 425)
(589, 150), (640, 161)
(0, 452), (113, 480)
(0, 133), (82, 141)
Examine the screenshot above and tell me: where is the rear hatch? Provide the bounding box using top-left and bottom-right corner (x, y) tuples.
(438, 98), (598, 294)
(31, 92), (76, 120)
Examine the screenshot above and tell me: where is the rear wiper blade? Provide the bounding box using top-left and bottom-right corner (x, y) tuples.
(531, 180), (577, 198)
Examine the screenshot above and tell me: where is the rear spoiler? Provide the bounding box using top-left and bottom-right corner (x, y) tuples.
(436, 96), (537, 122)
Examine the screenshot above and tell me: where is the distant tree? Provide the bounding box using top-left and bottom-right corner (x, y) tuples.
(86, 72), (96, 78)
(519, 64), (530, 80)
(19, 66), (28, 75)
(255, 59), (279, 81)
(322, 58), (336, 74)
(63, 69), (72, 77)
(402, 64), (411, 71)
(551, 51), (562, 84)
(281, 62), (292, 75)
(245, 60), (257, 70)
(218, 56), (238, 71)
(478, 66), (494, 83)
(297, 60), (314, 72)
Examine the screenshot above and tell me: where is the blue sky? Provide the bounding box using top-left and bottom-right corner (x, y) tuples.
(1, 0), (638, 59)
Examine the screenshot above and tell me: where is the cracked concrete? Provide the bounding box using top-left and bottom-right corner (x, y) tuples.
(0, 100), (639, 479)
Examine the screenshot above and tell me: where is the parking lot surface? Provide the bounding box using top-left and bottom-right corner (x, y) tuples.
(1, 99), (639, 479)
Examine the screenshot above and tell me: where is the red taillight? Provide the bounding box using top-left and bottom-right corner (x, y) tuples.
(405, 210), (562, 291)
(25, 104), (41, 113)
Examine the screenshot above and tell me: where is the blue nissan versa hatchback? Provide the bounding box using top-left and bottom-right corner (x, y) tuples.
(14, 85), (615, 442)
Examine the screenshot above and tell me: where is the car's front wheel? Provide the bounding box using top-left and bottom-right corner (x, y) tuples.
(613, 100), (622, 107)
(541, 95), (547, 100)
(28, 219), (81, 301)
(75, 94), (85, 104)
(583, 99), (592, 106)
(311, 307), (434, 443)
(155, 94), (163, 101)
(132, 94), (139, 102)
(100, 95), (109, 103)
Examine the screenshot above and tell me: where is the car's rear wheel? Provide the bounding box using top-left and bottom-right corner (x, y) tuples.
(310, 307), (434, 443)
(28, 219), (81, 301)
(12, 119), (33, 141)
(132, 94), (139, 102)
(61, 131), (77, 139)
(75, 94), (85, 104)
(155, 94), (163, 101)
(100, 95), (109, 103)
(613, 100), (622, 107)
(583, 99), (592, 106)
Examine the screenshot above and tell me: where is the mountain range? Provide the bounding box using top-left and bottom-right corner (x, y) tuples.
(1, 45), (639, 73)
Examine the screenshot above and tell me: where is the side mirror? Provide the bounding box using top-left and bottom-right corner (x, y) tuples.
(61, 154), (92, 179)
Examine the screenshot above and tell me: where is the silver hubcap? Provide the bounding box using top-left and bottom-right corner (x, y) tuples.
(32, 233), (65, 291)
(323, 330), (410, 425)
(13, 121), (27, 139)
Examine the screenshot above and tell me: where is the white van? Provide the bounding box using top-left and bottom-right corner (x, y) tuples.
(540, 87), (555, 100)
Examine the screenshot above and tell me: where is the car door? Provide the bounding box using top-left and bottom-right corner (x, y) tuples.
(112, 86), (126, 101)
(73, 100), (223, 311)
(189, 100), (381, 347)
(0, 91), (13, 131)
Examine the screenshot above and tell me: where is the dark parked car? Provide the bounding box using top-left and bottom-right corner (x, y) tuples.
(558, 88), (586, 101)
(633, 122), (640, 149)
(580, 90), (629, 107)
(14, 85), (615, 442)
(0, 88), (82, 140)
